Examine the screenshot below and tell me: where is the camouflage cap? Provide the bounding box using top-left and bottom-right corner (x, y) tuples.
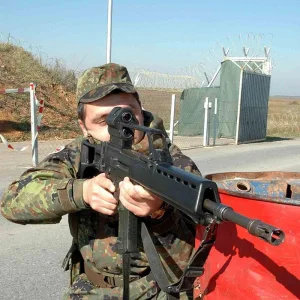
(76, 63), (138, 104)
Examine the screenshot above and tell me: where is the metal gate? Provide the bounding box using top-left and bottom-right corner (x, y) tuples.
(236, 71), (271, 143)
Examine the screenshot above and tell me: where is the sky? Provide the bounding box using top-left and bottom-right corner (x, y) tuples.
(0, 0), (299, 96)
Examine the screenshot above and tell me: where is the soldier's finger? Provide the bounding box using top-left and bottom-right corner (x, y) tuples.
(92, 185), (118, 204)
(96, 206), (117, 216)
(97, 199), (118, 211)
(119, 180), (142, 205)
(119, 195), (144, 216)
(120, 177), (140, 200)
(94, 174), (115, 193)
(134, 185), (154, 200)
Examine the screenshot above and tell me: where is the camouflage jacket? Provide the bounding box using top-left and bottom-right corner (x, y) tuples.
(1, 113), (201, 299)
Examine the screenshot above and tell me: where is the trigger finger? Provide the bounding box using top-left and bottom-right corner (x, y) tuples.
(119, 181), (140, 205)
(134, 185), (155, 199)
(119, 178), (135, 196)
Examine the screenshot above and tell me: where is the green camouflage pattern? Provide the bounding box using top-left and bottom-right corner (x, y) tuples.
(76, 63), (137, 104)
(62, 273), (191, 300)
(1, 112), (201, 299)
(0, 137), (84, 224)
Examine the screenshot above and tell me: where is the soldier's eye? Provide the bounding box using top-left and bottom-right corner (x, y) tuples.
(97, 120), (107, 126)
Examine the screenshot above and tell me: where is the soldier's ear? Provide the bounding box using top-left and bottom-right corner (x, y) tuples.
(78, 119), (88, 137)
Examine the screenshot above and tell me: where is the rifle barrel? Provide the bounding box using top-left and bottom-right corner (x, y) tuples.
(203, 199), (285, 246)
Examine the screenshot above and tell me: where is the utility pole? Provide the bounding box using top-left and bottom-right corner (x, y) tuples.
(106, 0), (113, 63)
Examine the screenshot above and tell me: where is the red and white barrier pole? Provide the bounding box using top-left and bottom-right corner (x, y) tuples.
(0, 135), (29, 151)
(30, 83), (38, 166)
(0, 83), (44, 166)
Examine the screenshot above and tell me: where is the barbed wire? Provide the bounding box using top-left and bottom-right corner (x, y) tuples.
(1, 32), (274, 92)
(129, 68), (203, 91)
(267, 113), (300, 137)
(130, 33), (274, 90)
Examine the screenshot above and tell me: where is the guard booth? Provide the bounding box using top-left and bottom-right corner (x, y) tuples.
(178, 55), (272, 144)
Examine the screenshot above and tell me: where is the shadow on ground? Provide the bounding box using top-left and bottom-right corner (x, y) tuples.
(0, 120), (30, 132)
(265, 136), (294, 142)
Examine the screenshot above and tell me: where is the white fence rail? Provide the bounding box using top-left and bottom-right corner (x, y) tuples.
(0, 83), (42, 166)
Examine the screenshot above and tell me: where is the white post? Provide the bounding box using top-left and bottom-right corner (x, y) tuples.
(203, 97), (209, 147)
(212, 97), (218, 146)
(207, 46), (229, 87)
(106, 0), (113, 63)
(169, 94), (176, 143)
(235, 70), (244, 145)
(207, 66), (221, 87)
(30, 83), (38, 166)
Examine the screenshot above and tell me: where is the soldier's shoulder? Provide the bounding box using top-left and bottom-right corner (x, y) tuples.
(169, 143), (201, 175)
(40, 137), (83, 165)
(64, 136), (84, 151)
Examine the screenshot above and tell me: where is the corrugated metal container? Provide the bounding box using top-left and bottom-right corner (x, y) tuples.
(236, 71), (271, 143)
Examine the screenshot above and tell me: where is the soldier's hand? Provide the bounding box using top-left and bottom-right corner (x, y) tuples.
(119, 177), (163, 217)
(83, 173), (118, 215)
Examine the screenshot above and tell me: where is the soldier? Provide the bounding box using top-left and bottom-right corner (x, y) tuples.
(1, 63), (201, 299)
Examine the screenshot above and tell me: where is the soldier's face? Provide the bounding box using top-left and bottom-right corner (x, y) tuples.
(78, 93), (144, 143)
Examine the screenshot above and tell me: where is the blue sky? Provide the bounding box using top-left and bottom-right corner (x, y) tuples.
(1, 0), (299, 96)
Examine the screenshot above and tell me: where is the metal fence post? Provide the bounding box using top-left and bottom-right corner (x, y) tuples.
(203, 97), (209, 147)
(30, 83), (38, 166)
(212, 97), (218, 146)
(169, 94), (176, 143)
(235, 70), (244, 145)
(106, 0), (113, 63)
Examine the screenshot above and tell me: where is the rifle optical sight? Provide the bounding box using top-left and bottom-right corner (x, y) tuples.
(121, 112), (133, 123)
(122, 128), (134, 139)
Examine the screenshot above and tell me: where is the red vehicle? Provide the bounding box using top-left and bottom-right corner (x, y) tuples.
(194, 172), (300, 300)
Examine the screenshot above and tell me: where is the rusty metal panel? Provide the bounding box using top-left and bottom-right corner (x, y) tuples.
(237, 71), (271, 143)
(205, 171), (300, 206)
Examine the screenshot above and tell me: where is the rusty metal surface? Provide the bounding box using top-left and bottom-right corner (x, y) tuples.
(205, 171), (300, 206)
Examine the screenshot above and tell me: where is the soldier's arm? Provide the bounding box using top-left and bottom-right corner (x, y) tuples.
(143, 143), (200, 282)
(0, 141), (87, 224)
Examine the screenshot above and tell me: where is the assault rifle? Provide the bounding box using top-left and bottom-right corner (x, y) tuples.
(78, 107), (285, 299)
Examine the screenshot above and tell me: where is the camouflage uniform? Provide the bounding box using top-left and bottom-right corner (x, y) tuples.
(1, 63), (201, 300)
